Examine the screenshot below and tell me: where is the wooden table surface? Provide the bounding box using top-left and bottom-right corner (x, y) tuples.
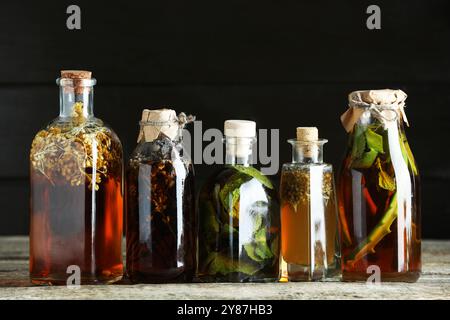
(0, 236), (449, 300)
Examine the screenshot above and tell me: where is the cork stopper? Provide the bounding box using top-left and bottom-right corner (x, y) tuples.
(296, 127), (318, 142)
(295, 127), (320, 159)
(59, 70), (94, 94)
(224, 120), (256, 138)
(138, 108), (180, 143)
(61, 70), (92, 80)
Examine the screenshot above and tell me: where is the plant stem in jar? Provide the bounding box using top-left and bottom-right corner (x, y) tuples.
(346, 192), (397, 267)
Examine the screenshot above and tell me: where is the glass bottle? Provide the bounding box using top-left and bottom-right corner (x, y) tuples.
(338, 89), (421, 282)
(280, 127), (340, 281)
(197, 120), (280, 282)
(126, 109), (196, 283)
(30, 70), (124, 285)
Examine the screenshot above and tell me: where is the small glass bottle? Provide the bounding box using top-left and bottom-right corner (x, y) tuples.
(280, 127), (340, 281)
(126, 109), (196, 283)
(197, 120), (280, 282)
(338, 89), (421, 282)
(30, 70), (124, 285)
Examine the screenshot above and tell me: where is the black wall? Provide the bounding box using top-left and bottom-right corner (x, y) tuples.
(1, 1), (449, 238)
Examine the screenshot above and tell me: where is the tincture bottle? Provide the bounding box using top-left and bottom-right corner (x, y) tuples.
(280, 127), (340, 281)
(126, 109), (196, 283)
(338, 89), (421, 282)
(30, 70), (124, 285)
(197, 120), (280, 282)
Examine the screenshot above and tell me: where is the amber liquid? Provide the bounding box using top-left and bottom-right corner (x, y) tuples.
(30, 172), (123, 285)
(338, 149), (421, 282)
(280, 165), (338, 281)
(126, 159), (196, 283)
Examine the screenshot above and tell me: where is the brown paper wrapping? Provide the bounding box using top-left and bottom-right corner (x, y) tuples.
(340, 107), (366, 133)
(341, 89), (409, 132)
(137, 108), (180, 143)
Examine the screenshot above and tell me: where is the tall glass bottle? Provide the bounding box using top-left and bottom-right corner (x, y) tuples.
(280, 127), (339, 281)
(338, 89), (421, 282)
(197, 120), (280, 282)
(126, 109), (196, 283)
(30, 70), (124, 285)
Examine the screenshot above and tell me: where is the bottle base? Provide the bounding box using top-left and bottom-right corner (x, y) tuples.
(342, 271), (421, 283)
(196, 273), (278, 283)
(282, 263), (340, 282)
(127, 270), (194, 284)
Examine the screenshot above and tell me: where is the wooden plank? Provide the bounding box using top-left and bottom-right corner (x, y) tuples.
(0, 237), (449, 299)
(0, 1), (450, 84)
(0, 280), (449, 300)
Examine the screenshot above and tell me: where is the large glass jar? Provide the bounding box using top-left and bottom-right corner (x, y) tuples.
(338, 89), (421, 282)
(197, 120), (280, 282)
(126, 109), (196, 283)
(30, 70), (124, 285)
(280, 127), (340, 281)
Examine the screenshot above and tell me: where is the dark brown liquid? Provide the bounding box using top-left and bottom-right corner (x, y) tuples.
(126, 159), (195, 283)
(30, 172), (123, 285)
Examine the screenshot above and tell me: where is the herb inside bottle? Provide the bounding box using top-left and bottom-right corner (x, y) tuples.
(197, 120), (280, 282)
(126, 109), (196, 283)
(280, 127), (339, 281)
(30, 71), (123, 285)
(338, 89), (421, 282)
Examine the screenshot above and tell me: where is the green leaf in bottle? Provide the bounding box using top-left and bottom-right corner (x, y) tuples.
(243, 216), (273, 263)
(376, 158), (396, 191)
(233, 165), (274, 189)
(254, 228), (273, 259)
(351, 125), (366, 159)
(204, 252), (259, 276)
(219, 173), (251, 219)
(244, 243), (264, 262)
(346, 193), (398, 267)
(365, 128), (384, 153)
(350, 126), (384, 169)
(350, 126), (380, 169)
(400, 134), (418, 175)
(352, 149), (378, 169)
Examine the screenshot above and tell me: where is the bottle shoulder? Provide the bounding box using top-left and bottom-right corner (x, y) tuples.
(129, 138), (191, 165)
(35, 116), (106, 133)
(282, 162), (333, 172)
(341, 126), (419, 177)
(30, 116), (123, 187)
(31, 116), (123, 161)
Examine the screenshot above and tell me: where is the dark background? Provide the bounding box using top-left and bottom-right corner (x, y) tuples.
(0, 1), (449, 238)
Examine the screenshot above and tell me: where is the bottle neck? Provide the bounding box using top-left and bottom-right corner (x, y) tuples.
(225, 137), (255, 166)
(351, 107), (408, 150)
(59, 85), (94, 118)
(289, 140), (325, 164)
(358, 107), (404, 129)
